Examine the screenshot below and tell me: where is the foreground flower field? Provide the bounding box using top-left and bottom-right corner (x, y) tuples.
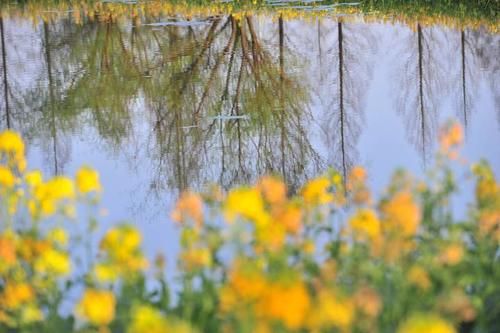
(0, 123), (499, 333)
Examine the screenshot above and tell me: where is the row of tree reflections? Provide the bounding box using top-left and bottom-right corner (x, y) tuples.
(0, 13), (498, 196)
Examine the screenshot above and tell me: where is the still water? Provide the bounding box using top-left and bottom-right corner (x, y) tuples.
(1, 11), (499, 265)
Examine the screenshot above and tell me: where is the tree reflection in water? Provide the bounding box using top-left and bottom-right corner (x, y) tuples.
(0, 9), (497, 201)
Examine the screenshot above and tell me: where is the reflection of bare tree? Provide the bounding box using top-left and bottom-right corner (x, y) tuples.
(0, 16), (10, 129)
(317, 19), (375, 182)
(452, 29), (482, 132)
(468, 28), (500, 128)
(140, 15), (318, 195)
(39, 21), (71, 175)
(394, 24), (447, 164)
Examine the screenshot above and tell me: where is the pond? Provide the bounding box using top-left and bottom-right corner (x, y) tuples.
(1, 1), (499, 265)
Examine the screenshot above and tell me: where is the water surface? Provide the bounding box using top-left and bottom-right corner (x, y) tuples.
(1, 10), (499, 265)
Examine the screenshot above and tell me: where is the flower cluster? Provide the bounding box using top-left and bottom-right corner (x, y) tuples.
(0, 122), (499, 332)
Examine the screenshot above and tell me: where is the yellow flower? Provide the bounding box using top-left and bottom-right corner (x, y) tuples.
(76, 289), (116, 326)
(171, 191), (204, 227)
(275, 204), (302, 234)
(349, 208), (381, 241)
(0, 165), (16, 188)
(94, 263), (120, 283)
(0, 130), (24, 157)
(76, 166), (101, 194)
(439, 244), (464, 266)
(35, 248), (71, 276)
(301, 177), (332, 205)
(0, 235), (16, 266)
(32, 176), (75, 217)
(20, 304), (43, 324)
(440, 122), (463, 152)
(224, 187), (270, 226)
(257, 281), (310, 330)
(397, 313), (456, 333)
(407, 265), (431, 291)
(0, 131), (26, 172)
(98, 225), (148, 279)
(0, 130), (23, 151)
(127, 305), (169, 333)
(180, 248), (212, 271)
(25, 170), (43, 188)
(310, 291), (355, 330)
(381, 191), (420, 237)
(259, 176), (286, 205)
(48, 227), (68, 246)
(354, 287), (382, 318)
(0, 282), (34, 310)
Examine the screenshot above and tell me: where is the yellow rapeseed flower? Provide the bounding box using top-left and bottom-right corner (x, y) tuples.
(76, 289), (116, 326)
(180, 247), (212, 271)
(259, 176), (286, 205)
(94, 263), (120, 283)
(0, 130), (24, 158)
(349, 208), (381, 241)
(0, 165), (16, 188)
(224, 187), (270, 226)
(438, 243), (464, 266)
(76, 166), (101, 194)
(381, 191), (420, 237)
(301, 177), (333, 205)
(48, 227), (68, 246)
(310, 291), (355, 330)
(439, 122), (463, 152)
(35, 248), (71, 276)
(127, 305), (169, 333)
(407, 265), (431, 291)
(171, 191), (204, 227)
(257, 281), (310, 330)
(0, 282), (34, 310)
(25, 170), (42, 188)
(275, 204), (302, 234)
(0, 235), (16, 266)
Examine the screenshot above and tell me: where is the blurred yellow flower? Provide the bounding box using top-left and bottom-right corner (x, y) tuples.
(76, 166), (101, 194)
(48, 227), (68, 246)
(259, 176), (286, 205)
(20, 304), (43, 324)
(224, 187), (270, 226)
(349, 208), (381, 241)
(354, 286), (382, 318)
(76, 289), (116, 326)
(0, 131), (24, 154)
(440, 122), (463, 152)
(408, 265), (431, 291)
(310, 291), (354, 330)
(257, 281), (310, 330)
(0, 235), (16, 267)
(397, 313), (456, 333)
(94, 263), (119, 283)
(128, 305), (169, 333)
(0, 165), (16, 188)
(275, 204), (302, 234)
(0, 282), (34, 310)
(381, 191), (420, 237)
(98, 225), (148, 279)
(439, 243), (464, 265)
(25, 170), (43, 188)
(180, 247), (212, 271)
(301, 177), (332, 205)
(171, 191), (203, 227)
(35, 248), (71, 276)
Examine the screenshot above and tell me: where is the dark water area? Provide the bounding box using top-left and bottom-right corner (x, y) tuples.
(0, 11), (499, 263)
